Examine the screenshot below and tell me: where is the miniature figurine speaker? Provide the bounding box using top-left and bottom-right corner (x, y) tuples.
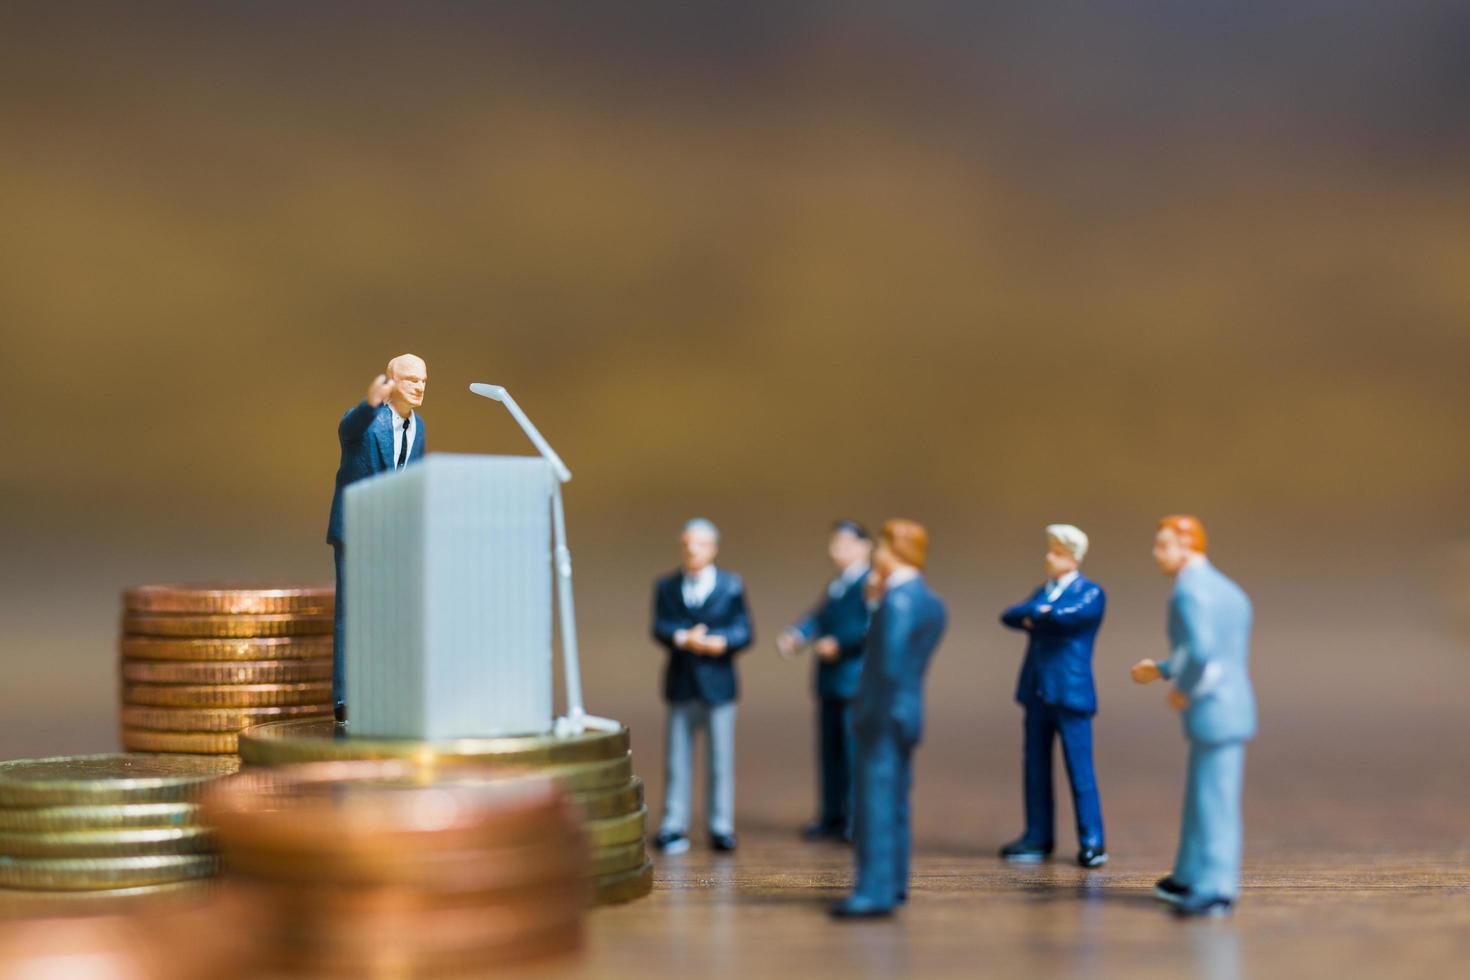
(342, 385), (614, 740)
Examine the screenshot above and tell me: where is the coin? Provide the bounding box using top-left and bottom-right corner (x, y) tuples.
(584, 808), (645, 848)
(570, 776), (644, 820)
(0, 802), (198, 833)
(122, 613), (332, 638)
(0, 755), (239, 808)
(592, 860), (654, 905)
(123, 682), (333, 709)
(122, 704), (332, 733)
(124, 585), (334, 616)
(121, 636), (332, 662)
(0, 827), (214, 859)
(589, 840), (646, 878)
(204, 762), (580, 857)
(120, 659), (331, 685)
(0, 855), (218, 891)
(0, 879), (212, 909)
(237, 718), (631, 767)
(117, 730), (240, 755)
(268, 894), (584, 958)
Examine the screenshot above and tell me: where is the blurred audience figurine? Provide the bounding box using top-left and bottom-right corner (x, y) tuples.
(650, 519), (754, 855)
(832, 520), (947, 919)
(998, 524), (1109, 868)
(1131, 515), (1256, 917)
(325, 354), (428, 721)
(777, 521), (874, 843)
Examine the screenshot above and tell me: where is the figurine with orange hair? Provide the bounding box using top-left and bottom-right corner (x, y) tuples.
(832, 520), (947, 919)
(1131, 516), (1256, 916)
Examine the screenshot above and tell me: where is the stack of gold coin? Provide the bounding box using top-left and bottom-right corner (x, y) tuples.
(237, 719), (653, 905)
(202, 760), (588, 976)
(119, 585), (335, 755)
(0, 754), (237, 898)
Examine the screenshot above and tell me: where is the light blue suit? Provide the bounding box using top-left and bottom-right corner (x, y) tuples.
(1156, 560), (1255, 899)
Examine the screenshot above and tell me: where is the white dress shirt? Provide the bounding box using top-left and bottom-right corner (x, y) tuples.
(1044, 570), (1079, 603)
(391, 409), (417, 469)
(681, 565), (718, 608)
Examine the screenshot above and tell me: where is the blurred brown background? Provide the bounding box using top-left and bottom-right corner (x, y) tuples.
(1, 2), (1467, 847)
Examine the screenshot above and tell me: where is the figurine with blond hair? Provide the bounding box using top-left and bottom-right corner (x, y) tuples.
(999, 524), (1109, 868)
(832, 519), (947, 919)
(326, 354), (428, 720)
(1131, 515), (1256, 917)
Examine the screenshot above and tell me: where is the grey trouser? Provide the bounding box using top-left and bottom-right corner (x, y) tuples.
(659, 699), (736, 837)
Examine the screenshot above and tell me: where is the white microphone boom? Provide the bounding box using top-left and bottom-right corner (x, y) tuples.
(469, 383), (616, 735)
(469, 383), (572, 483)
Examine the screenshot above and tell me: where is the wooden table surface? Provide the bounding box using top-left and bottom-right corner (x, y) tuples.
(554, 701), (1470, 980)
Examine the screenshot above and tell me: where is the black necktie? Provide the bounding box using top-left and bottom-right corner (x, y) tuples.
(397, 417), (410, 468)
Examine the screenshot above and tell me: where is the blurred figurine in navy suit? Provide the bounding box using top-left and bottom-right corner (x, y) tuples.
(998, 524), (1109, 868)
(1132, 515), (1256, 917)
(778, 521), (873, 842)
(833, 519), (947, 918)
(650, 519), (754, 855)
(325, 354), (427, 721)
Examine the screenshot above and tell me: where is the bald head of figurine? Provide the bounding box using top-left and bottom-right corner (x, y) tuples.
(386, 354), (428, 414)
(681, 519), (720, 576)
(1153, 515), (1208, 577)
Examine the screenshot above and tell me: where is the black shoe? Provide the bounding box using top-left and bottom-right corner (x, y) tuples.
(1173, 893), (1235, 917)
(653, 831), (690, 855)
(709, 833), (738, 853)
(333, 701), (347, 724)
(1154, 876), (1190, 905)
(1000, 837), (1053, 863)
(1078, 846), (1109, 868)
(830, 895), (894, 919)
(801, 820), (847, 842)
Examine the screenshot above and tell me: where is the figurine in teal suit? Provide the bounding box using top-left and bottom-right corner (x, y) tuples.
(325, 355), (428, 720)
(833, 520), (947, 919)
(1132, 515), (1255, 917)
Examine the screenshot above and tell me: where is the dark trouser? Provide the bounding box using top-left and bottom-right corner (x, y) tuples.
(1022, 703), (1105, 849)
(332, 542), (345, 710)
(817, 697), (855, 827)
(849, 728), (913, 908)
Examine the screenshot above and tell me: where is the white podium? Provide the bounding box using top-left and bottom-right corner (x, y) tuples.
(344, 453), (556, 739)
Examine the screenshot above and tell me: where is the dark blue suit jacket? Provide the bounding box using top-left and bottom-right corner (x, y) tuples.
(1001, 575), (1106, 716)
(853, 577), (947, 747)
(791, 570), (871, 701)
(651, 569), (754, 706)
(326, 401), (426, 545)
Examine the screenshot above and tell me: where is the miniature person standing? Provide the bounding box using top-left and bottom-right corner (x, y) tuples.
(778, 521), (873, 842)
(1131, 515), (1256, 916)
(325, 354), (428, 722)
(998, 524), (1109, 868)
(651, 519), (754, 854)
(832, 520), (947, 918)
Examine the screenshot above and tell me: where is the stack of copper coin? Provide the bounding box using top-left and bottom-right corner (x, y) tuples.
(119, 586), (335, 755)
(201, 760), (588, 976)
(0, 754), (237, 901)
(237, 719), (653, 905)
